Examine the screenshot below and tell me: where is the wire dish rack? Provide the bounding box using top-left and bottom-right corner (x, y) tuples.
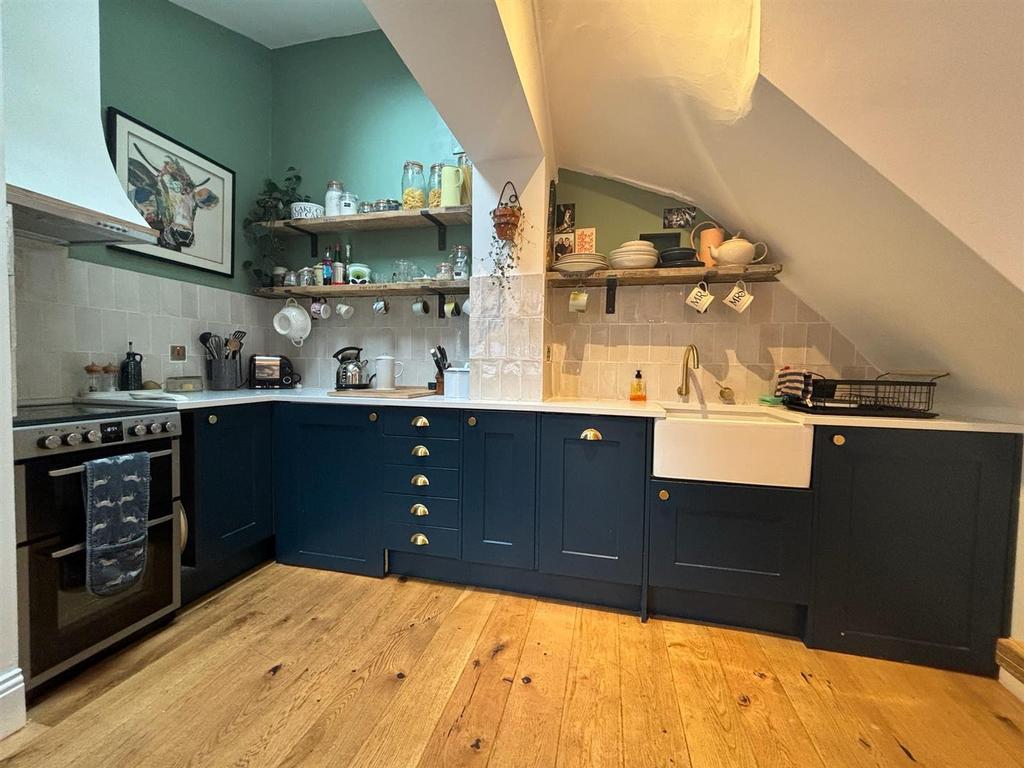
(783, 372), (949, 419)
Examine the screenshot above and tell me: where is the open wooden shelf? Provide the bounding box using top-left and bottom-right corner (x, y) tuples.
(255, 279), (469, 300)
(266, 206), (472, 235)
(545, 263), (782, 287)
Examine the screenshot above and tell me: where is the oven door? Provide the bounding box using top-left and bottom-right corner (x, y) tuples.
(17, 439), (181, 687)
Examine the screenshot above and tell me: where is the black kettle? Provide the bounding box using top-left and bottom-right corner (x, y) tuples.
(118, 341), (143, 391)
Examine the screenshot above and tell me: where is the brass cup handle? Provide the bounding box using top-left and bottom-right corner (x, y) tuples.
(580, 428), (603, 441)
(411, 416), (430, 428)
(410, 503), (429, 517)
(411, 474), (430, 486)
(410, 533), (430, 546)
(411, 445), (430, 457)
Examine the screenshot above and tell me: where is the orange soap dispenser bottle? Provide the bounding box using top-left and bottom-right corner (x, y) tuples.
(630, 369), (647, 401)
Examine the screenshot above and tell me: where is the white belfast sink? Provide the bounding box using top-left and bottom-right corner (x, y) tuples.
(653, 405), (813, 488)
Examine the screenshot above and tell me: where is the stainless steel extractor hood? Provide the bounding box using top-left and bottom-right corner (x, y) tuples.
(2, 0), (157, 246)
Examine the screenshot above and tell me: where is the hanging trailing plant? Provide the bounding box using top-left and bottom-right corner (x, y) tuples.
(241, 167), (310, 286)
(489, 180), (527, 289)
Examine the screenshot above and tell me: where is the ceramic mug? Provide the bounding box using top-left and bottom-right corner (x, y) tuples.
(724, 280), (754, 313)
(412, 296), (430, 316)
(373, 297), (389, 315)
(272, 298), (311, 346)
(444, 298), (460, 317)
(310, 299), (332, 319)
(569, 290), (588, 313)
(335, 302), (355, 320)
(685, 281), (715, 313)
(461, 298), (472, 316)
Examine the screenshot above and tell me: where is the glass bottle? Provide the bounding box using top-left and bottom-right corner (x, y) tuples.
(427, 163), (444, 208)
(630, 369), (647, 401)
(401, 161), (426, 210)
(451, 244), (470, 279)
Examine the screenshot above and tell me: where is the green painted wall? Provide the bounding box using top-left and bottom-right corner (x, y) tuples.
(270, 32), (470, 276)
(555, 168), (715, 255)
(73, 0), (272, 293)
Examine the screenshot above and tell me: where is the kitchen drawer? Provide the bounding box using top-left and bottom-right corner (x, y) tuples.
(383, 522), (460, 559)
(381, 436), (460, 469)
(382, 464), (460, 498)
(381, 493), (460, 529)
(382, 408), (461, 439)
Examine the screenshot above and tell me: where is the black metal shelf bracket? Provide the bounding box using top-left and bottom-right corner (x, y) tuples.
(605, 276), (618, 314)
(420, 210), (447, 251)
(284, 222), (320, 261)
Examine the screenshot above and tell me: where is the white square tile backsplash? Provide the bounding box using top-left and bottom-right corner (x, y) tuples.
(548, 282), (878, 404)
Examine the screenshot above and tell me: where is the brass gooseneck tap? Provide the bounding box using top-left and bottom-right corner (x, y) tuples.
(677, 344), (700, 397)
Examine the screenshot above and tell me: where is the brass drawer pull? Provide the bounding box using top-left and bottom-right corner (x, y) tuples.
(411, 445), (430, 457)
(832, 434), (846, 446)
(410, 503), (429, 517)
(411, 415), (430, 428)
(411, 474), (430, 486)
(369, 412), (379, 422)
(467, 416), (477, 427)
(580, 428), (603, 441)
(208, 414), (218, 425)
(410, 533), (429, 546)
(658, 489), (670, 501)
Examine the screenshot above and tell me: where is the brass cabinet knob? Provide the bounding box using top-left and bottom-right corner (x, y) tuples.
(411, 445), (430, 457)
(832, 434), (846, 446)
(411, 415), (430, 428)
(411, 474), (430, 486)
(580, 428), (603, 441)
(410, 533), (429, 546)
(368, 412), (378, 423)
(208, 414), (218, 425)
(410, 503), (429, 517)
(467, 416), (478, 427)
(658, 489), (670, 501)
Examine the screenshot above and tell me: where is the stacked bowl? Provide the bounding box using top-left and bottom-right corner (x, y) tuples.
(552, 252), (608, 274)
(608, 240), (659, 270)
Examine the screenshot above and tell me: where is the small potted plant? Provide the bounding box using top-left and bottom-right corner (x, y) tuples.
(242, 167), (310, 286)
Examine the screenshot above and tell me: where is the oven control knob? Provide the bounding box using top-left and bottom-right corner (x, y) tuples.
(163, 421), (177, 433)
(130, 424), (148, 437)
(37, 434), (61, 450)
(85, 429), (101, 443)
(63, 432), (83, 447)
(148, 422), (164, 434)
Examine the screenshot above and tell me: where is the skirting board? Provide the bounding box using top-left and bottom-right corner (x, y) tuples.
(1000, 669), (1024, 702)
(0, 666), (26, 741)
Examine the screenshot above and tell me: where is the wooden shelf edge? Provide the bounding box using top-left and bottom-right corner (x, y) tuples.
(997, 638), (1024, 684)
(254, 279), (470, 299)
(265, 205), (472, 235)
(545, 263), (782, 287)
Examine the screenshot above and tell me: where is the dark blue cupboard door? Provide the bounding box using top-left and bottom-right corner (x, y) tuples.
(188, 405), (273, 565)
(808, 427), (1021, 675)
(273, 404), (383, 576)
(538, 414), (648, 584)
(648, 480), (812, 603)
(462, 411), (538, 569)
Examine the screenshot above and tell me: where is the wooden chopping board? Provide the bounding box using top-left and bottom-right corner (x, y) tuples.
(327, 386), (434, 399)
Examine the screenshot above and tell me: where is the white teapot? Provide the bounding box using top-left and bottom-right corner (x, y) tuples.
(708, 232), (768, 266)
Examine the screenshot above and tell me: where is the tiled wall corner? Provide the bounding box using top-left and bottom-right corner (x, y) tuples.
(469, 274), (545, 401)
(546, 281), (878, 404)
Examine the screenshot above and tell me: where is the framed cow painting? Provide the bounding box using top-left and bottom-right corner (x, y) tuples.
(107, 108), (235, 276)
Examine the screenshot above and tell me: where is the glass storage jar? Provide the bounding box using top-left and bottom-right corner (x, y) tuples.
(451, 244), (470, 279)
(427, 163), (444, 209)
(401, 161), (426, 210)
(324, 179), (346, 216)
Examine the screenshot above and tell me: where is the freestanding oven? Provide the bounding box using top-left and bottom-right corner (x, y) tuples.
(13, 403), (183, 690)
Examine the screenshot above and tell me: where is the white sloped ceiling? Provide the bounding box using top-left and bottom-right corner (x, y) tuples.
(534, 0), (1024, 413)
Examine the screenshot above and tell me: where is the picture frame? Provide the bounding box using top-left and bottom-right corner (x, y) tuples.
(106, 108), (235, 277)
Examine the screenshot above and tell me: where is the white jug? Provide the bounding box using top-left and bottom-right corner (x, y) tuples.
(374, 354), (404, 390)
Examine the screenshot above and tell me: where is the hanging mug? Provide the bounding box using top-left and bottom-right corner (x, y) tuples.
(569, 290), (588, 313)
(685, 281), (715, 313)
(373, 297), (389, 315)
(724, 280), (754, 313)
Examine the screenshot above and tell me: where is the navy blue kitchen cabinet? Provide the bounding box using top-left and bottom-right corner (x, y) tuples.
(183, 404), (273, 566)
(273, 404), (384, 576)
(461, 411), (538, 569)
(807, 427), (1022, 675)
(648, 480), (812, 603)
(538, 414), (648, 584)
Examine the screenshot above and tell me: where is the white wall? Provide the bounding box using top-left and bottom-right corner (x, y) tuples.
(0, 0), (27, 737)
(761, 0), (1024, 291)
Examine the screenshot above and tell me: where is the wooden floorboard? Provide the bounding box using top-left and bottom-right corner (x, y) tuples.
(2, 564), (1023, 768)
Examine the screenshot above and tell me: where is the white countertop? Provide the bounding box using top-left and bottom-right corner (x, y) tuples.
(74, 390), (1024, 433)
